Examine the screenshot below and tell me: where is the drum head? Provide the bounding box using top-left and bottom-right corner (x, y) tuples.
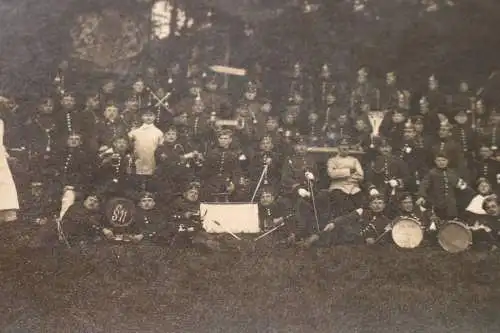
(105, 197), (136, 228)
(438, 221), (472, 253)
(391, 218), (423, 249)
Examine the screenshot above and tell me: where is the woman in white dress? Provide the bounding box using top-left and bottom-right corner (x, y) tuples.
(0, 118), (19, 222)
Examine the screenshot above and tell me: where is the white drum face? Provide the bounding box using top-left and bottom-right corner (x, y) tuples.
(391, 219), (424, 249)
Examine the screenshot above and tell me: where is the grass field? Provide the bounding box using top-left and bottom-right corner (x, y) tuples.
(1, 223), (500, 333)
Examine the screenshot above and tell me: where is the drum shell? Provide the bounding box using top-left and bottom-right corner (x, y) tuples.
(437, 221), (472, 253)
(391, 217), (424, 249)
(105, 197), (137, 230)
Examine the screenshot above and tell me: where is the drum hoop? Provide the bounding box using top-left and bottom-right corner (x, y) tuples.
(437, 221), (472, 253)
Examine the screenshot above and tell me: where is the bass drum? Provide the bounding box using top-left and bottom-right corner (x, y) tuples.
(105, 197), (136, 228)
(437, 220), (472, 253)
(391, 217), (424, 249)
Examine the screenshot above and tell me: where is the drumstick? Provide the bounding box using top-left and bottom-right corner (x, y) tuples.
(254, 222), (285, 241)
(212, 220), (241, 240)
(374, 228), (391, 244)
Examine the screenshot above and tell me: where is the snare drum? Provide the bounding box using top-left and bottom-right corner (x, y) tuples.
(105, 197), (136, 228)
(391, 217), (424, 249)
(437, 220), (472, 253)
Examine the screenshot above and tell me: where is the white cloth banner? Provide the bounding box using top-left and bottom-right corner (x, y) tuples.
(200, 203), (260, 234)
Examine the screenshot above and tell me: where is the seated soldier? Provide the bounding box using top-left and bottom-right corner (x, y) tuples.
(320, 193), (392, 246)
(257, 185), (294, 239)
(59, 194), (103, 245)
(169, 180), (221, 250)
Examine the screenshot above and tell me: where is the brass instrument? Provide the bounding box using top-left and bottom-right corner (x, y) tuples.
(214, 118), (245, 130)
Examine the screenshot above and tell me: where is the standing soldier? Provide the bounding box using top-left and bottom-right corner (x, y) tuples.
(350, 67), (378, 118)
(380, 71), (400, 111)
(366, 137), (410, 219)
(202, 72), (232, 119)
(183, 97), (213, 153)
(450, 80), (473, 125)
(451, 109), (477, 169)
(479, 109), (500, 153)
(425, 74), (448, 122)
(432, 122), (468, 180)
(96, 102), (129, 150)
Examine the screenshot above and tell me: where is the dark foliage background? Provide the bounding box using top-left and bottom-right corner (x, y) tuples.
(1, 0), (500, 100)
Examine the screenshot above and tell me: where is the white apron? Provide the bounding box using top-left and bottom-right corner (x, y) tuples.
(0, 119), (19, 211)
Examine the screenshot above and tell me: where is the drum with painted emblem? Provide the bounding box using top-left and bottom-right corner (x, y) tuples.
(391, 217), (424, 249)
(105, 197), (136, 228)
(437, 220), (472, 253)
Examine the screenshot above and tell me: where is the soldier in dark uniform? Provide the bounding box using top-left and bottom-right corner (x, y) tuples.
(324, 113), (354, 146)
(450, 80), (473, 125)
(202, 72), (232, 119)
(425, 74), (448, 122)
(472, 143), (500, 193)
(59, 193), (103, 245)
(451, 109), (477, 169)
(169, 181), (221, 250)
(379, 108), (407, 150)
(417, 152), (471, 220)
(184, 97), (214, 153)
(281, 135), (323, 240)
(431, 122), (468, 180)
(379, 71), (401, 111)
(202, 129), (247, 202)
(350, 67), (379, 118)
(173, 76), (203, 117)
(55, 92), (85, 146)
(414, 95), (440, 139)
(322, 194), (392, 246)
(257, 185), (294, 241)
(155, 125), (201, 196)
(131, 77), (150, 110)
(81, 93), (102, 154)
(96, 102), (129, 150)
(479, 109), (500, 153)
(121, 97), (141, 130)
(249, 134), (283, 193)
(134, 192), (172, 243)
(366, 137), (410, 219)
(25, 97), (61, 185)
(94, 136), (135, 200)
(398, 121), (428, 194)
(320, 87), (343, 134)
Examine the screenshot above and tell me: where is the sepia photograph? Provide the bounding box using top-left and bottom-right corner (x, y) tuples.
(0, 0), (500, 332)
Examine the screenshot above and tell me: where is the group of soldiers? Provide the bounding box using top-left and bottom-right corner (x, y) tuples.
(3, 61), (500, 248)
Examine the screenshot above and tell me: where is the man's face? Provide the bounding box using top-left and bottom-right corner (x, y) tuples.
(261, 102), (272, 113)
(104, 106), (119, 121)
(39, 99), (54, 114)
(62, 96), (76, 110)
(484, 199), (500, 216)
(455, 114), (468, 125)
(435, 157), (449, 169)
(414, 122), (424, 133)
(113, 138), (129, 152)
(218, 135), (232, 148)
(294, 143), (307, 155)
(438, 127), (450, 138)
(260, 192), (274, 206)
(139, 197), (155, 210)
(479, 147), (493, 160)
(266, 118), (278, 131)
(326, 94), (336, 105)
(478, 182), (492, 195)
(31, 185), (43, 197)
(355, 119), (367, 131)
(205, 80), (218, 92)
(141, 113), (156, 124)
(403, 128), (416, 140)
(193, 100), (205, 114)
(67, 135), (82, 148)
(102, 81), (115, 94)
(164, 129), (178, 143)
(284, 112), (297, 125)
(370, 199), (386, 213)
(184, 189), (199, 202)
(358, 70), (367, 84)
(260, 137), (274, 151)
(86, 96), (99, 110)
(133, 80), (145, 94)
(429, 77), (438, 90)
(245, 91), (257, 101)
(84, 196), (100, 211)
(338, 144), (349, 157)
(392, 113), (405, 124)
(338, 115), (348, 126)
(308, 113), (318, 124)
(400, 197), (414, 213)
(237, 106), (249, 117)
(379, 145), (392, 156)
